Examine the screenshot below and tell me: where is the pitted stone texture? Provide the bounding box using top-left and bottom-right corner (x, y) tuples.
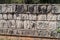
(48, 21), (57, 31)
(52, 5), (60, 14)
(57, 15), (60, 20)
(29, 14), (37, 20)
(56, 21), (60, 28)
(0, 14), (3, 19)
(24, 20), (29, 29)
(27, 4), (37, 13)
(37, 5), (51, 14)
(15, 4), (27, 13)
(7, 20), (16, 29)
(16, 20), (24, 29)
(37, 14), (46, 20)
(8, 14), (12, 19)
(36, 21), (48, 30)
(2, 4), (15, 13)
(16, 14), (22, 19)
(21, 14), (29, 20)
(3, 14), (7, 19)
(29, 21), (37, 30)
(47, 14), (57, 20)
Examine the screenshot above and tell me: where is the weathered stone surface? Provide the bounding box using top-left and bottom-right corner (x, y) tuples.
(7, 20), (16, 28)
(0, 20), (3, 28)
(48, 21), (57, 31)
(3, 14), (7, 19)
(36, 21), (48, 30)
(56, 21), (60, 28)
(15, 4), (27, 13)
(27, 4), (37, 13)
(16, 14), (21, 19)
(8, 14), (12, 19)
(2, 4), (15, 13)
(52, 5), (60, 14)
(37, 14), (46, 20)
(21, 14), (28, 20)
(29, 14), (36, 20)
(24, 20), (29, 29)
(16, 20), (24, 29)
(29, 21), (37, 30)
(0, 14), (2, 19)
(47, 14), (57, 20)
(0, 5), (2, 13)
(57, 15), (60, 20)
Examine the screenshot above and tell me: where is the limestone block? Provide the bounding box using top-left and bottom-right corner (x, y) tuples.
(29, 21), (37, 30)
(48, 22), (57, 31)
(14, 14), (17, 19)
(7, 20), (16, 28)
(15, 4), (27, 13)
(52, 5), (60, 14)
(8, 14), (12, 19)
(0, 5), (2, 13)
(27, 4), (37, 13)
(24, 20), (29, 29)
(38, 14), (46, 20)
(47, 14), (57, 20)
(37, 5), (51, 14)
(16, 14), (22, 19)
(29, 14), (36, 20)
(57, 15), (60, 20)
(3, 14), (7, 19)
(16, 20), (24, 29)
(21, 14), (28, 20)
(56, 21), (60, 28)
(0, 20), (3, 28)
(36, 21), (48, 30)
(2, 4), (15, 13)
(0, 14), (2, 19)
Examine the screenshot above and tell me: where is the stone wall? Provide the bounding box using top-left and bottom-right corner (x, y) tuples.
(0, 4), (60, 38)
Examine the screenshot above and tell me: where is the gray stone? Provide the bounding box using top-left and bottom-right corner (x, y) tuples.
(27, 4), (37, 13)
(16, 20), (24, 29)
(37, 14), (46, 20)
(7, 20), (16, 29)
(2, 4), (15, 13)
(57, 15), (60, 20)
(29, 14), (36, 20)
(8, 14), (12, 19)
(0, 14), (2, 19)
(21, 14), (28, 20)
(0, 5), (2, 13)
(36, 21), (48, 30)
(48, 21), (57, 31)
(3, 14), (7, 19)
(47, 14), (57, 20)
(16, 14), (22, 19)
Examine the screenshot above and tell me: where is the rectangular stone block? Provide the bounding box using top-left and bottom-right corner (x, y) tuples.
(37, 14), (46, 20)
(16, 14), (22, 19)
(21, 14), (28, 20)
(15, 4), (27, 13)
(29, 21), (37, 30)
(8, 14), (12, 19)
(24, 20), (29, 29)
(52, 5), (60, 14)
(47, 14), (57, 20)
(57, 15), (60, 20)
(29, 14), (37, 20)
(7, 20), (16, 29)
(48, 21), (57, 31)
(27, 4), (37, 13)
(37, 5), (51, 14)
(2, 4), (15, 13)
(0, 20), (3, 28)
(16, 20), (24, 29)
(0, 14), (2, 19)
(36, 21), (48, 30)
(3, 14), (7, 19)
